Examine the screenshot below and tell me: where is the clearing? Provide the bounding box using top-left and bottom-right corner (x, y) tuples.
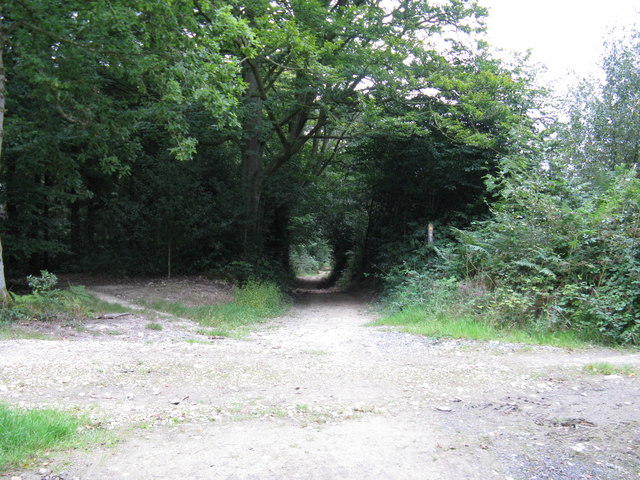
(1, 276), (639, 479)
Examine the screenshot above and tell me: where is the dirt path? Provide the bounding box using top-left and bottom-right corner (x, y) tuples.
(2, 279), (640, 479)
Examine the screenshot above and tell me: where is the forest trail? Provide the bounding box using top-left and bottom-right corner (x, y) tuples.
(2, 279), (640, 480)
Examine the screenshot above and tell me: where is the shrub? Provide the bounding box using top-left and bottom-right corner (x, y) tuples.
(26, 271), (59, 295)
(456, 161), (640, 344)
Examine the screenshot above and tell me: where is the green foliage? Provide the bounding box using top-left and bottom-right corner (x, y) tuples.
(456, 159), (640, 344)
(26, 270), (58, 295)
(0, 0), (534, 284)
(2, 0), (245, 276)
(0, 404), (79, 471)
(9, 280), (128, 325)
(289, 239), (332, 276)
(223, 258), (293, 289)
(561, 28), (640, 176)
(347, 47), (544, 279)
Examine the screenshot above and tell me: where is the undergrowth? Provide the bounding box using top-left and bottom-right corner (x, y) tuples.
(0, 271), (129, 338)
(144, 280), (288, 337)
(377, 273), (611, 349)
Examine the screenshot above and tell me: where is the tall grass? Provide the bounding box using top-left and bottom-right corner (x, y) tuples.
(145, 281), (288, 336)
(0, 404), (79, 471)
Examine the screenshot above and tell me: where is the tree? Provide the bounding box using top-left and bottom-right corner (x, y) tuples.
(342, 48), (543, 275)
(0, 0), (245, 291)
(562, 27), (640, 182)
(0, 15), (8, 305)
(209, 0), (488, 258)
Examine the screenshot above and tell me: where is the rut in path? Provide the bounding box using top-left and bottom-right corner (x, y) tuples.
(6, 286), (640, 480)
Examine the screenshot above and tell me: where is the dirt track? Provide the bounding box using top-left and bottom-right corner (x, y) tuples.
(1, 278), (640, 479)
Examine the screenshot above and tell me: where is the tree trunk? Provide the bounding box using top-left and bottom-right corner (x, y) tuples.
(0, 24), (10, 307)
(240, 60), (265, 257)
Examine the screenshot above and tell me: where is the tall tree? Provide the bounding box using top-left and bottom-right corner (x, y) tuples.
(0, 0), (245, 290)
(205, 0), (488, 257)
(562, 27), (640, 182)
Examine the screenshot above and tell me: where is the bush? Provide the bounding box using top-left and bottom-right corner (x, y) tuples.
(26, 271), (58, 295)
(457, 161), (640, 344)
(378, 159), (640, 345)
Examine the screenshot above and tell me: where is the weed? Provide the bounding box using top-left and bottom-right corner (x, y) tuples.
(145, 323), (163, 331)
(584, 362), (636, 376)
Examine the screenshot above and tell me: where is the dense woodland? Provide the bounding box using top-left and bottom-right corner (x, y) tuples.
(1, 0), (639, 344)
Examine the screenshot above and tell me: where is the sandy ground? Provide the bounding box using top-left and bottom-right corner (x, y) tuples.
(1, 277), (640, 479)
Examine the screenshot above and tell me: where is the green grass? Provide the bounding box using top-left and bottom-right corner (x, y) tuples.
(584, 362), (637, 376)
(144, 281), (288, 336)
(183, 338), (210, 345)
(0, 404), (80, 471)
(145, 322), (163, 331)
(373, 306), (597, 349)
(0, 325), (50, 340)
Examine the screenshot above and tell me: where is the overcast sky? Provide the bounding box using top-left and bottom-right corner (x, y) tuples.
(479, 0), (640, 90)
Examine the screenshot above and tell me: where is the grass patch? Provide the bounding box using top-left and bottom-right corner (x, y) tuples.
(183, 338), (210, 345)
(145, 281), (287, 336)
(584, 362), (637, 376)
(145, 322), (163, 331)
(373, 306), (596, 349)
(0, 324), (51, 340)
(0, 404), (80, 471)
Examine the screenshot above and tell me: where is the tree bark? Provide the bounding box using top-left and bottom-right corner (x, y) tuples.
(240, 60), (265, 257)
(0, 23), (10, 307)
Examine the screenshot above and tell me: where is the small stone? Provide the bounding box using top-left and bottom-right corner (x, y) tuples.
(435, 406), (452, 412)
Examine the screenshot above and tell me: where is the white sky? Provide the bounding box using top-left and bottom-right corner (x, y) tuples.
(479, 0), (640, 90)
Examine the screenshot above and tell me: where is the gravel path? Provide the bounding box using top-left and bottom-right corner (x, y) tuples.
(1, 281), (640, 479)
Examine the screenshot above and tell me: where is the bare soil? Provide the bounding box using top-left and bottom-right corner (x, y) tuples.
(1, 277), (639, 480)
